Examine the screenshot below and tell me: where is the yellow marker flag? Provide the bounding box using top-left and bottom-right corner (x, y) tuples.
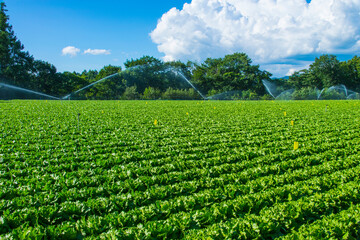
(291, 120), (294, 126)
(214, 107), (216, 109)
(284, 111), (287, 116)
(146, 102), (148, 104)
(186, 112), (189, 115)
(154, 119), (158, 126)
(294, 142), (299, 150)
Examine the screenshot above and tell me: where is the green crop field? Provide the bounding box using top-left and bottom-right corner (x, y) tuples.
(1, 100), (360, 239)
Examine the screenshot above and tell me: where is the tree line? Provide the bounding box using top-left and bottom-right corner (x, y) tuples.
(1, 2), (360, 100)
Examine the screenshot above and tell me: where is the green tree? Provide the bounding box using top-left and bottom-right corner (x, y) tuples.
(289, 55), (355, 92)
(0, 2), (34, 88)
(95, 65), (121, 80)
(164, 60), (193, 90)
(123, 56), (164, 93)
(124, 56), (162, 69)
(57, 71), (88, 97)
(142, 86), (161, 100)
(84, 65), (123, 99)
(292, 87), (319, 100)
(341, 56), (360, 91)
(308, 54), (343, 88)
(191, 53), (271, 95)
(80, 69), (98, 82)
(288, 69), (317, 90)
(123, 56), (194, 94)
(30, 60), (60, 95)
(122, 85), (139, 100)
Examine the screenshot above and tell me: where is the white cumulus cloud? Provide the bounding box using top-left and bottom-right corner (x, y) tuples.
(84, 49), (111, 55)
(62, 46), (80, 57)
(151, 0), (360, 76)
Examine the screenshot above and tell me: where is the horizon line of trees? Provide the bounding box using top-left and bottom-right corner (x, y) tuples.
(1, 2), (360, 100)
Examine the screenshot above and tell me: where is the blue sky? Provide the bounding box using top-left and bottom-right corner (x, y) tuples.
(5, 0), (190, 72)
(4, 0), (360, 77)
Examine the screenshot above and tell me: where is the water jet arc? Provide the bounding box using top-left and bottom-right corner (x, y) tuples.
(62, 73), (120, 100)
(62, 65), (207, 100)
(170, 69), (206, 100)
(0, 82), (60, 100)
(262, 79), (278, 99)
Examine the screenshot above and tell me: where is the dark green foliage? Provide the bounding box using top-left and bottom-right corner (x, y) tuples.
(292, 87), (319, 100)
(58, 72), (89, 96)
(288, 55), (360, 92)
(142, 87), (162, 100)
(122, 56), (192, 94)
(341, 56), (360, 92)
(191, 53), (272, 95)
(309, 54), (343, 88)
(122, 85), (140, 100)
(161, 87), (202, 100)
(0, 2), (34, 89)
(30, 60), (61, 95)
(83, 65), (124, 100)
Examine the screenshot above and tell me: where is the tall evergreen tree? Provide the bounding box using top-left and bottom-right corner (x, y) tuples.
(0, 2), (34, 87)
